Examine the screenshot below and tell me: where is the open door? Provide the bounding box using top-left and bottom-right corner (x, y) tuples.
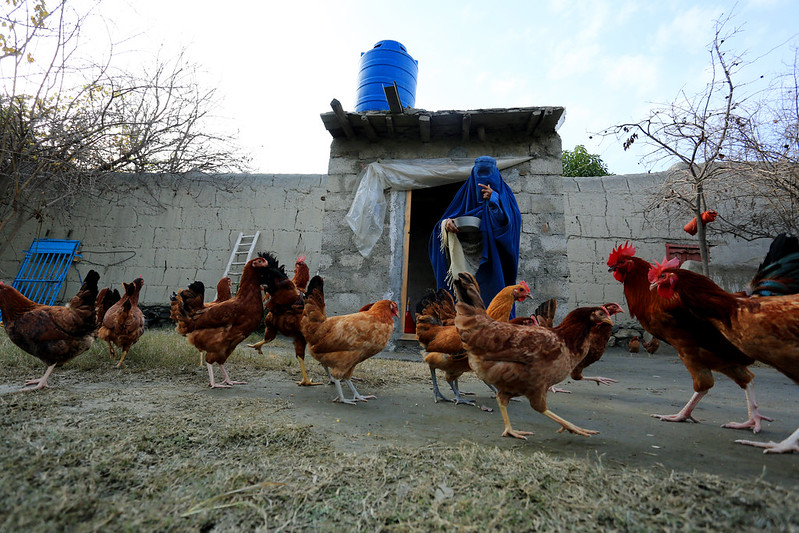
(399, 181), (465, 339)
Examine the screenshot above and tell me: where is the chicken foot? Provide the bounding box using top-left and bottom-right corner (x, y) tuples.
(429, 368), (452, 403)
(296, 357), (322, 387)
(346, 379), (375, 402)
(546, 409), (598, 437)
(331, 378), (374, 404)
(247, 339), (267, 353)
(206, 363), (247, 388)
(498, 400), (533, 440)
(582, 376), (618, 386)
(736, 427), (799, 454)
(651, 391), (705, 423)
(19, 363), (57, 392)
(428, 369), (474, 405)
(721, 383), (773, 433)
(447, 379), (476, 406)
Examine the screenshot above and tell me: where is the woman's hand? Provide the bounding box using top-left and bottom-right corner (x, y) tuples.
(478, 183), (493, 200)
(444, 219), (459, 233)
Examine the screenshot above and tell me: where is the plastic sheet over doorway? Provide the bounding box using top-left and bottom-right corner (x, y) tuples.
(345, 157), (531, 257)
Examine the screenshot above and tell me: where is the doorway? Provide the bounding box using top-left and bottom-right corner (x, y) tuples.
(401, 181), (464, 338)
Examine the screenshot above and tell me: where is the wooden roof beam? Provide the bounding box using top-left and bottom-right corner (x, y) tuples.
(419, 114), (431, 143)
(385, 115), (395, 138)
(360, 115), (378, 142)
(526, 109), (544, 136)
(461, 113), (471, 141)
(330, 99), (356, 139)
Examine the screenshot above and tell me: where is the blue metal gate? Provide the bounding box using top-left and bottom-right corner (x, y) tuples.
(0, 239), (82, 321)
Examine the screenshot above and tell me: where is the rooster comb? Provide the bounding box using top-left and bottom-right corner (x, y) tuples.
(296, 254), (306, 263)
(519, 280), (530, 292)
(648, 256), (681, 283)
(607, 241), (636, 266)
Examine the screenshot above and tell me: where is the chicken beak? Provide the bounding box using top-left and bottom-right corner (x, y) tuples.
(602, 316), (614, 326)
(649, 280), (658, 292)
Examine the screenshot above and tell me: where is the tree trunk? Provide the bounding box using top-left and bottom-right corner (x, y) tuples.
(694, 189), (711, 276)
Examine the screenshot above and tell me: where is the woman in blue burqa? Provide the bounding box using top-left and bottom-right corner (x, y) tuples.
(429, 156), (521, 314)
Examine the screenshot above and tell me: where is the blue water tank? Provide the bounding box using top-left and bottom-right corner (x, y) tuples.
(355, 40), (418, 112)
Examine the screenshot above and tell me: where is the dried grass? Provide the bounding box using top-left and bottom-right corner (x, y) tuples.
(1, 328), (798, 531)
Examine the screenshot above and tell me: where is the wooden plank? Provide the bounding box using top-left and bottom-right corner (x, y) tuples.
(383, 82), (404, 113)
(419, 114), (431, 143)
(461, 113), (471, 141)
(385, 115), (395, 138)
(399, 190), (413, 338)
(526, 109), (544, 135)
(330, 98), (356, 139)
(360, 115), (378, 142)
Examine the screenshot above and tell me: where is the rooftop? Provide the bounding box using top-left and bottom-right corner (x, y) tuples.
(320, 99), (565, 143)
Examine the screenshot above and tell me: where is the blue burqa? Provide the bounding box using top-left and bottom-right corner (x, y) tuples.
(428, 156), (521, 311)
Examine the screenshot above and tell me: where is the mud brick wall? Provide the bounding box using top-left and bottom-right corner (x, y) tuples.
(0, 173), (327, 318)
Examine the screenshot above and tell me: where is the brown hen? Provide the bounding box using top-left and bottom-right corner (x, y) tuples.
(97, 277), (145, 367)
(416, 281), (530, 404)
(0, 270), (100, 391)
(300, 275), (398, 404)
(453, 272), (612, 439)
(172, 256), (271, 388)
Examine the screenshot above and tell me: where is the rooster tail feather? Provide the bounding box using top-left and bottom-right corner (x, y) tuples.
(453, 272), (485, 312)
(84, 270), (100, 289)
(306, 275), (324, 299)
(188, 281), (205, 294)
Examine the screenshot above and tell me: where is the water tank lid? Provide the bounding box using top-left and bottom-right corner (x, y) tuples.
(368, 40), (409, 54)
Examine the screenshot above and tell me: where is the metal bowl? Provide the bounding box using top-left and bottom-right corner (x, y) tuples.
(453, 216), (481, 233)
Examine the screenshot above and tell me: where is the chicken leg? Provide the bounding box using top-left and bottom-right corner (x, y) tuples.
(736, 428), (799, 454)
(116, 350), (130, 367)
(296, 356), (322, 387)
(345, 379), (375, 402)
(20, 363), (57, 392)
(429, 368), (452, 403)
(446, 379), (475, 406)
(721, 383), (773, 433)
(545, 409), (598, 437)
(651, 391), (705, 423)
(206, 363), (246, 388)
(497, 397), (533, 440)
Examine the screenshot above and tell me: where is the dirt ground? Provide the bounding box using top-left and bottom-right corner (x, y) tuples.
(256, 344), (799, 488)
(3, 342), (798, 489)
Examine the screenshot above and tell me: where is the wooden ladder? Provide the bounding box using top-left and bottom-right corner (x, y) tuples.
(223, 231), (260, 293)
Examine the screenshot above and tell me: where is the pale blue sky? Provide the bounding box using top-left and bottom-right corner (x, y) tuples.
(84, 0), (799, 175)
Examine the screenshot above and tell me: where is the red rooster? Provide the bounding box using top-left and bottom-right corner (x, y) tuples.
(607, 241), (770, 432)
(649, 236), (799, 453)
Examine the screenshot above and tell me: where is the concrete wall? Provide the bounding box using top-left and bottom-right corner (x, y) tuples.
(319, 134), (570, 336)
(0, 173), (327, 317)
(0, 167), (776, 335)
(563, 172), (771, 328)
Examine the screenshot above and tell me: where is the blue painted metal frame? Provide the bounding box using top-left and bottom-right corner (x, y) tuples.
(1, 239), (82, 321)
